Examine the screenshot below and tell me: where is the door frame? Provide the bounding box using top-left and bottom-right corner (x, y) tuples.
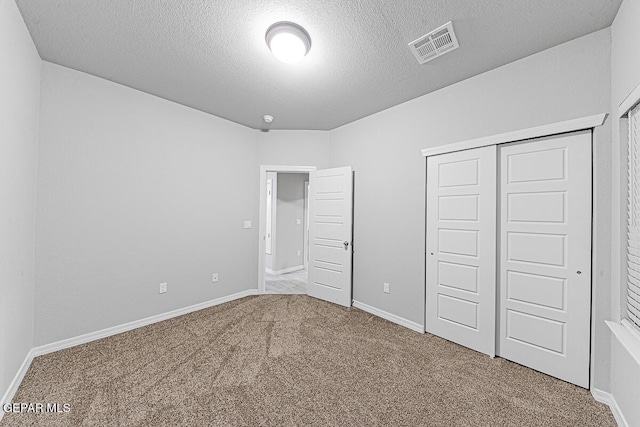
(265, 178), (274, 256)
(303, 180), (310, 269)
(258, 165), (316, 294)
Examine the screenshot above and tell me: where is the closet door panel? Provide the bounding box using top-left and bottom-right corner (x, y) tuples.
(498, 130), (592, 388)
(426, 145), (496, 357)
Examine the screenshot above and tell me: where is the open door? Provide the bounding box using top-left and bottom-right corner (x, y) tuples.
(307, 167), (353, 307)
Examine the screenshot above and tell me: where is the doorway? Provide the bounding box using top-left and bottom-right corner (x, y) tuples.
(258, 165), (354, 306)
(264, 171), (310, 294)
(258, 166), (316, 294)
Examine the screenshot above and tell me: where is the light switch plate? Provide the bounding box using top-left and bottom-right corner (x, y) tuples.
(296, 219), (301, 225)
(243, 220), (252, 229)
(159, 282), (167, 294)
(383, 283), (390, 294)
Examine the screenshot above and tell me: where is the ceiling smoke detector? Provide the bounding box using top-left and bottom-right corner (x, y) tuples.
(265, 22), (312, 64)
(408, 21), (459, 65)
(263, 115), (274, 124)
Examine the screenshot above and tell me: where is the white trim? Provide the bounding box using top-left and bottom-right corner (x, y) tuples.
(619, 81), (640, 118)
(266, 268), (276, 275)
(590, 387), (610, 404)
(265, 178), (273, 256)
(1, 348), (36, 415)
(261, 165), (317, 173)
(591, 388), (629, 427)
(32, 289), (258, 357)
(606, 320), (640, 367)
(621, 318), (640, 342)
(270, 265), (304, 276)
(421, 113), (607, 157)
(258, 165), (316, 295)
(303, 180), (310, 270)
(352, 300), (424, 333)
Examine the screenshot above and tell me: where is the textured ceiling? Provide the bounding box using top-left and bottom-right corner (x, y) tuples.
(17, 0), (622, 130)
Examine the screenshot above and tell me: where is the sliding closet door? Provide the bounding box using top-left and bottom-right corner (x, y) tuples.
(426, 146), (496, 357)
(498, 130), (592, 388)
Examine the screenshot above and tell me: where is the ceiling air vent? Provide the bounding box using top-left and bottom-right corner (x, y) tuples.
(408, 21), (459, 65)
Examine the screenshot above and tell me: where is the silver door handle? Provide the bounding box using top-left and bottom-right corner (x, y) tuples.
(344, 241), (350, 250)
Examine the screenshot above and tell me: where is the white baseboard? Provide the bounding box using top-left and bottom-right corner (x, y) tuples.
(591, 388), (628, 427)
(352, 300), (424, 333)
(1, 348), (36, 419)
(272, 265), (304, 275)
(32, 289), (258, 357)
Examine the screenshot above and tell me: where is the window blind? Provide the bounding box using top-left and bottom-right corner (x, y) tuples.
(627, 103), (640, 329)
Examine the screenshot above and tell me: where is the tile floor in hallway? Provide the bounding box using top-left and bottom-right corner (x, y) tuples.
(265, 268), (307, 294)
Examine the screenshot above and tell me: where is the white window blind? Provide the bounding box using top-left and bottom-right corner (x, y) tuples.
(627, 103), (640, 330)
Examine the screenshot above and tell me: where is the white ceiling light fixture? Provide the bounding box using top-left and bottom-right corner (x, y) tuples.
(265, 21), (311, 64)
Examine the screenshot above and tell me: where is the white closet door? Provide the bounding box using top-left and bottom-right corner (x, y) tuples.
(498, 130), (592, 388)
(426, 146), (496, 357)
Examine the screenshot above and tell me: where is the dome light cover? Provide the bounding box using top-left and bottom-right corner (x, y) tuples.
(266, 22), (311, 64)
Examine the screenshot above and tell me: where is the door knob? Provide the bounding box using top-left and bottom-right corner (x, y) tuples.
(343, 241), (350, 250)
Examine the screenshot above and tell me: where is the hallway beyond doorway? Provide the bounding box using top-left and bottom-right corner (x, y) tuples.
(265, 269), (307, 294)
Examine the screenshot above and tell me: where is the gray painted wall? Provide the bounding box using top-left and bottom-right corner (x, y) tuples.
(256, 130), (331, 169)
(275, 173), (307, 272)
(0, 0), (40, 401)
(34, 62), (259, 346)
(610, 0), (640, 424)
(329, 28), (612, 390)
(32, 66), (334, 346)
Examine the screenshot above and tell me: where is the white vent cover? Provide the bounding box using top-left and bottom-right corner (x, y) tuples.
(408, 21), (459, 65)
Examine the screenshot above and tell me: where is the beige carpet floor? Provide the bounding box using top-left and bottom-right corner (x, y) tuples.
(2, 295), (615, 426)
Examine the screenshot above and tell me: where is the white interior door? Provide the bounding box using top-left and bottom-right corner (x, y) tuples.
(498, 130), (592, 388)
(307, 166), (353, 307)
(426, 146), (497, 356)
